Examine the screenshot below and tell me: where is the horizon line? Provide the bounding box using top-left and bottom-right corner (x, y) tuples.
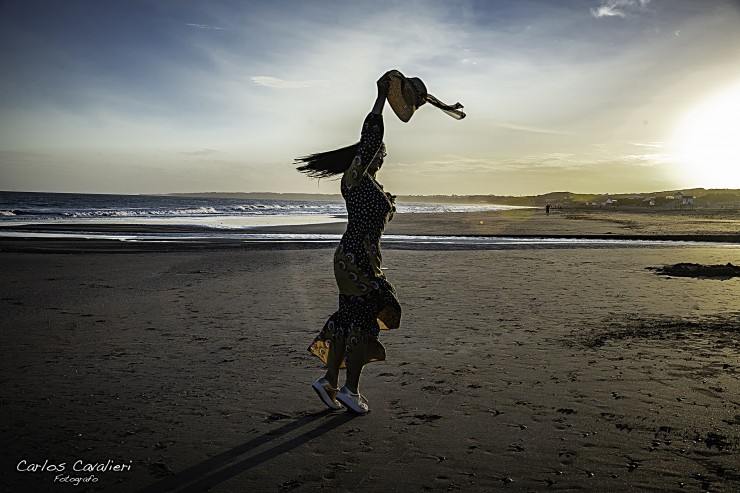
(2, 187), (739, 199)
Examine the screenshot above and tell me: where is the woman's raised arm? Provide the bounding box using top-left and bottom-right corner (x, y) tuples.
(342, 75), (390, 187)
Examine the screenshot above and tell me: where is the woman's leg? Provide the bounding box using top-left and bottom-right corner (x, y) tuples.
(342, 336), (376, 394)
(323, 331), (346, 389)
(310, 327), (346, 410)
(323, 364), (341, 390)
(336, 296), (385, 395)
(343, 359), (364, 394)
(336, 339), (372, 413)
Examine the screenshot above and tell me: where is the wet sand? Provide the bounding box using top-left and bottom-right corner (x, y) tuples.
(259, 207), (740, 240)
(1, 209), (739, 491)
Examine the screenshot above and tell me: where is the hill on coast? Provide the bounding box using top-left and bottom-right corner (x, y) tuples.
(171, 188), (740, 208)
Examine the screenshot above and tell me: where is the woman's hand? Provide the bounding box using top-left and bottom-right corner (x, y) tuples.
(372, 74), (390, 114)
(376, 73), (391, 97)
(386, 192), (396, 212)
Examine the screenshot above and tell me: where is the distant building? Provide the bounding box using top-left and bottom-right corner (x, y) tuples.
(667, 191), (694, 209)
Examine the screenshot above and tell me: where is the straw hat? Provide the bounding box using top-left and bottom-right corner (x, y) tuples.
(386, 70), (428, 122)
(385, 69), (466, 123)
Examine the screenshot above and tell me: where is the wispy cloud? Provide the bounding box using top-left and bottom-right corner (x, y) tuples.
(250, 76), (333, 89)
(180, 148), (221, 156)
(411, 153), (582, 173)
(623, 152), (673, 166)
(185, 23), (224, 30)
(497, 153), (581, 171)
(492, 121), (573, 136)
(416, 156), (494, 172)
(591, 0), (650, 18)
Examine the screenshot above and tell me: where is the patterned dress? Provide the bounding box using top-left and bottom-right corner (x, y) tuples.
(308, 112), (402, 369)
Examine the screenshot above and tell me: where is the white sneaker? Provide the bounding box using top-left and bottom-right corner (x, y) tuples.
(312, 378), (342, 410)
(336, 387), (369, 414)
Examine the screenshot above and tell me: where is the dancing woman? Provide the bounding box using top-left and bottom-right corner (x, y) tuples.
(296, 74), (401, 414)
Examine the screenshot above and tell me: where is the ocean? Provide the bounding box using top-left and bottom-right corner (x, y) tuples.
(1, 191), (736, 249)
(0, 191), (517, 226)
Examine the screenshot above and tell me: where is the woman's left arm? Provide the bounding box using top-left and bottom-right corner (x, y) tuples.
(357, 75), (390, 165)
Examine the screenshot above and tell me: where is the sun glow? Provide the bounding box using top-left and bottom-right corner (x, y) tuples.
(669, 81), (740, 188)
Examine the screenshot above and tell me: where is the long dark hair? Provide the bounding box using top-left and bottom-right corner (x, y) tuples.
(295, 142), (359, 179)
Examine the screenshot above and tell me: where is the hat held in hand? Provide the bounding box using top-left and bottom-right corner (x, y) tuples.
(386, 69), (466, 122)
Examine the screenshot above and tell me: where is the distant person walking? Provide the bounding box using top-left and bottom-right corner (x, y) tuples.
(545, 204), (551, 215)
(296, 70), (464, 414)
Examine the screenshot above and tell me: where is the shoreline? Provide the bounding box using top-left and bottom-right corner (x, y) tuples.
(1, 208), (738, 253)
(1, 235), (739, 256)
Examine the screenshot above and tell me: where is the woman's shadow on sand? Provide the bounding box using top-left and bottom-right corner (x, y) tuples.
(137, 410), (356, 493)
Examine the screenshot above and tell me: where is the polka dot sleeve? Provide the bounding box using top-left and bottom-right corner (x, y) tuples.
(342, 113), (384, 189)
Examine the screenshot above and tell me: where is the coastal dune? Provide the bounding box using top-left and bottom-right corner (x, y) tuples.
(1, 209), (739, 491)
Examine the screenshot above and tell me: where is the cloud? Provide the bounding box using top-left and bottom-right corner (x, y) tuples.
(185, 23), (224, 30)
(404, 153), (583, 174)
(591, 0), (650, 19)
(496, 153), (581, 171)
(631, 142), (663, 148)
(250, 76), (333, 89)
(415, 156), (494, 172)
(492, 121), (573, 136)
(622, 152), (673, 166)
(180, 148), (221, 156)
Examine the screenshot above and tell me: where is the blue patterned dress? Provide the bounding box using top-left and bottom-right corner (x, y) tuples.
(308, 112), (402, 369)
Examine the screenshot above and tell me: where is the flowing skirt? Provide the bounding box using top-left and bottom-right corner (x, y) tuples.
(308, 285), (401, 369)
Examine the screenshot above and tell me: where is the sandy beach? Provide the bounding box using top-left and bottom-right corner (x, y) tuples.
(1, 209), (739, 492)
(256, 207), (740, 240)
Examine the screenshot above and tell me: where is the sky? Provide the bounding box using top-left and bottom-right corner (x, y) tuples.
(1, 0), (740, 196)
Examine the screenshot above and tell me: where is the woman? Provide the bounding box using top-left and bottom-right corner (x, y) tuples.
(296, 74), (401, 414)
